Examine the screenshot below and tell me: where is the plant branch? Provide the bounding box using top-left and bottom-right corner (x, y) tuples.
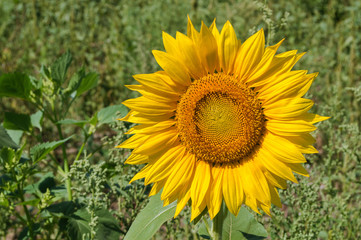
(56, 124), (72, 201)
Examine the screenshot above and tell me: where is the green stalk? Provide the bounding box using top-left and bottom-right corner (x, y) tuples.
(56, 124), (73, 201)
(212, 203), (225, 240)
(74, 136), (87, 162)
(18, 183), (35, 240)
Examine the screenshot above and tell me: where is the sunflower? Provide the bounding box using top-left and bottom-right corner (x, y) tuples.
(118, 17), (328, 220)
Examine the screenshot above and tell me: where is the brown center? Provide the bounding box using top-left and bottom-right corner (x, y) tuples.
(176, 73), (265, 164)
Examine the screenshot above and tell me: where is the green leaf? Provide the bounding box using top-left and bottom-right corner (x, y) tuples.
(67, 208), (91, 239)
(76, 72), (99, 96)
(67, 207), (122, 240)
(38, 175), (56, 193)
(222, 206), (268, 240)
(0, 147), (15, 165)
(0, 126), (18, 149)
(3, 112), (32, 132)
(95, 209), (122, 239)
(24, 172), (55, 195)
(57, 119), (88, 128)
(197, 206), (268, 240)
(51, 51), (73, 85)
(0, 72), (32, 100)
(45, 201), (76, 217)
(97, 105), (127, 126)
(0, 174), (12, 188)
(124, 191), (177, 240)
(17, 198), (41, 207)
(40, 65), (51, 79)
(5, 129), (23, 145)
(198, 218), (212, 239)
(29, 75), (42, 90)
(64, 68), (85, 96)
(18, 224), (40, 240)
(31, 111), (43, 131)
(30, 136), (72, 163)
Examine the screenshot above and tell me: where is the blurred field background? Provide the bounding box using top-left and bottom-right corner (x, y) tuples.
(1, 0), (360, 239)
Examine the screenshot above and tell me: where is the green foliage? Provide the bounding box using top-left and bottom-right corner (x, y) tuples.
(0, 73), (32, 100)
(0, 51), (128, 239)
(3, 112), (32, 132)
(30, 136), (72, 164)
(0, 126), (18, 149)
(67, 207), (122, 240)
(124, 191), (177, 240)
(51, 50), (72, 86)
(198, 204), (268, 240)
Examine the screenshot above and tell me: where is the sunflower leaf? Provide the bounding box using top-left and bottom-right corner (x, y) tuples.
(97, 104), (127, 126)
(222, 206), (268, 240)
(124, 191), (177, 240)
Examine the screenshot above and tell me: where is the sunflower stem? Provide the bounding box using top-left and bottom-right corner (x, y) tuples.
(212, 202), (225, 240)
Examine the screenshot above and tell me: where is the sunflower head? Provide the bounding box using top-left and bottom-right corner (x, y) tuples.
(118, 17), (329, 220)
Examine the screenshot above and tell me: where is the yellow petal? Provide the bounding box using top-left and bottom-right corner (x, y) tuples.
(207, 166), (224, 219)
(283, 133), (318, 154)
(247, 54), (300, 88)
(263, 170), (287, 189)
(174, 189), (191, 217)
(191, 195), (207, 221)
(121, 110), (174, 124)
(264, 98), (314, 119)
(133, 129), (178, 155)
(145, 145), (186, 184)
(122, 96), (177, 114)
(259, 202), (271, 216)
(187, 15), (200, 42)
(162, 31), (181, 56)
(267, 119), (317, 136)
(162, 153), (196, 199)
(244, 193), (260, 214)
(257, 70), (307, 101)
(260, 72), (318, 104)
(191, 161), (211, 208)
(218, 21), (239, 73)
(117, 134), (148, 149)
(176, 32), (207, 79)
(197, 22), (219, 73)
(268, 182), (282, 208)
(240, 162), (270, 206)
(234, 29), (265, 79)
(129, 164), (151, 183)
(257, 147), (298, 183)
(126, 84), (180, 103)
(130, 120), (176, 134)
(298, 113), (330, 124)
(125, 153), (148, 165)
(246, 39), (284, 84)
(152, 50), (191, 86)
(262, 132), (306, 163)
(149, 179), (166, 196)
(134, 71), (186, 95)
(222, 166), (243, 216)
(285, 163), (309, 177)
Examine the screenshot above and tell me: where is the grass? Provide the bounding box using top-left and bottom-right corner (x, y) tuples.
(1, 0), (360, 239)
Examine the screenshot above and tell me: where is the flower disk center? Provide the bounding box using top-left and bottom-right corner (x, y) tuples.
(177, 73), (265, 164)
